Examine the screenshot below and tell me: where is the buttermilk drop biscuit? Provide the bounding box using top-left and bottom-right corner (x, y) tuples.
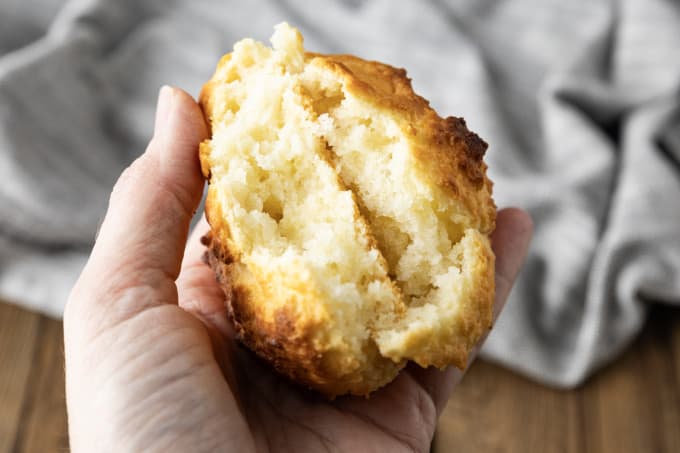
(199, 23), (496, 397)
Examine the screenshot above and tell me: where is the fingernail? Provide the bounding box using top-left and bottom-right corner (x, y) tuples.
(154, 85), (174, 136)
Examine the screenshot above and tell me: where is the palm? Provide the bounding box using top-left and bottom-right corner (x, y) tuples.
(224, 340), (437, 452)
(236, 355), (437, 452)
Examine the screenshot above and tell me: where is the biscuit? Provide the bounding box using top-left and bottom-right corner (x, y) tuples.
(199, 23), (496, 397)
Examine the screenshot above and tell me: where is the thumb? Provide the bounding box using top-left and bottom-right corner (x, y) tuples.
(68, 86), (208, 326)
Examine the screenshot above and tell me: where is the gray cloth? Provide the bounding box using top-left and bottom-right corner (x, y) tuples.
(1, 0), (679, 388)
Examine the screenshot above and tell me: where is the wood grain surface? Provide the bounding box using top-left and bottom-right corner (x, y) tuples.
(1, 300), (678, 452)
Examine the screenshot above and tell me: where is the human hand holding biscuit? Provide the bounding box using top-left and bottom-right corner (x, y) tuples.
(64, 85), (531, 452)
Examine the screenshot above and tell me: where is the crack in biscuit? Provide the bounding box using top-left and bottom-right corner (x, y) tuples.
(199, 23), (495, 395)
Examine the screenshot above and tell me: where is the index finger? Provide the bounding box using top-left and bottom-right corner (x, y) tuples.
(66, 87), (209, 331)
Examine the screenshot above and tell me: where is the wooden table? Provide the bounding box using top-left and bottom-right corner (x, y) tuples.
(1, 300), (679, 452)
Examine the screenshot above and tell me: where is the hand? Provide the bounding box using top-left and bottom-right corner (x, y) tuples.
(64, 86), (533, 453)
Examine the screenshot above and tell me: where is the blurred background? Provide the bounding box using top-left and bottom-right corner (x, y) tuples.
(1, 0), (679, 451)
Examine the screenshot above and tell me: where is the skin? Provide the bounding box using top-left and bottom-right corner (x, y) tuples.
(64, 86), (533, 453)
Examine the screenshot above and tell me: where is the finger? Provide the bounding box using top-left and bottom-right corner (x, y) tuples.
(407, 207), (533, 415)
(177, 216), (235, 340)
(490, 207), (534, 319)
(68, 86), (209, 322)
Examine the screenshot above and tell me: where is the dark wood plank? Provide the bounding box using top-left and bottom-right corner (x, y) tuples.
(580, 306), (680, 453)
(0, 302), (41, 453)
(673, 307), (680, 404)
(435, 307), (680, 453)
(1, 300), (679, 452)
(434, 359), (582, 453)
(11, 316), (69, 453)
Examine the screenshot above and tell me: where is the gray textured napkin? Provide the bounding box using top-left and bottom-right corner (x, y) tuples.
(1, 0), (679, 387)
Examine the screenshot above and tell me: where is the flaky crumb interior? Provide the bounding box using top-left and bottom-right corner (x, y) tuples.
(206, 23), (484, 365)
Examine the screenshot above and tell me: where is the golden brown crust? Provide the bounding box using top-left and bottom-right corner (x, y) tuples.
(308, 54), (495, 235)
(198, 28), (496, 397)
(202, 238), (403, 397)
(201, 53), (495, 233)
